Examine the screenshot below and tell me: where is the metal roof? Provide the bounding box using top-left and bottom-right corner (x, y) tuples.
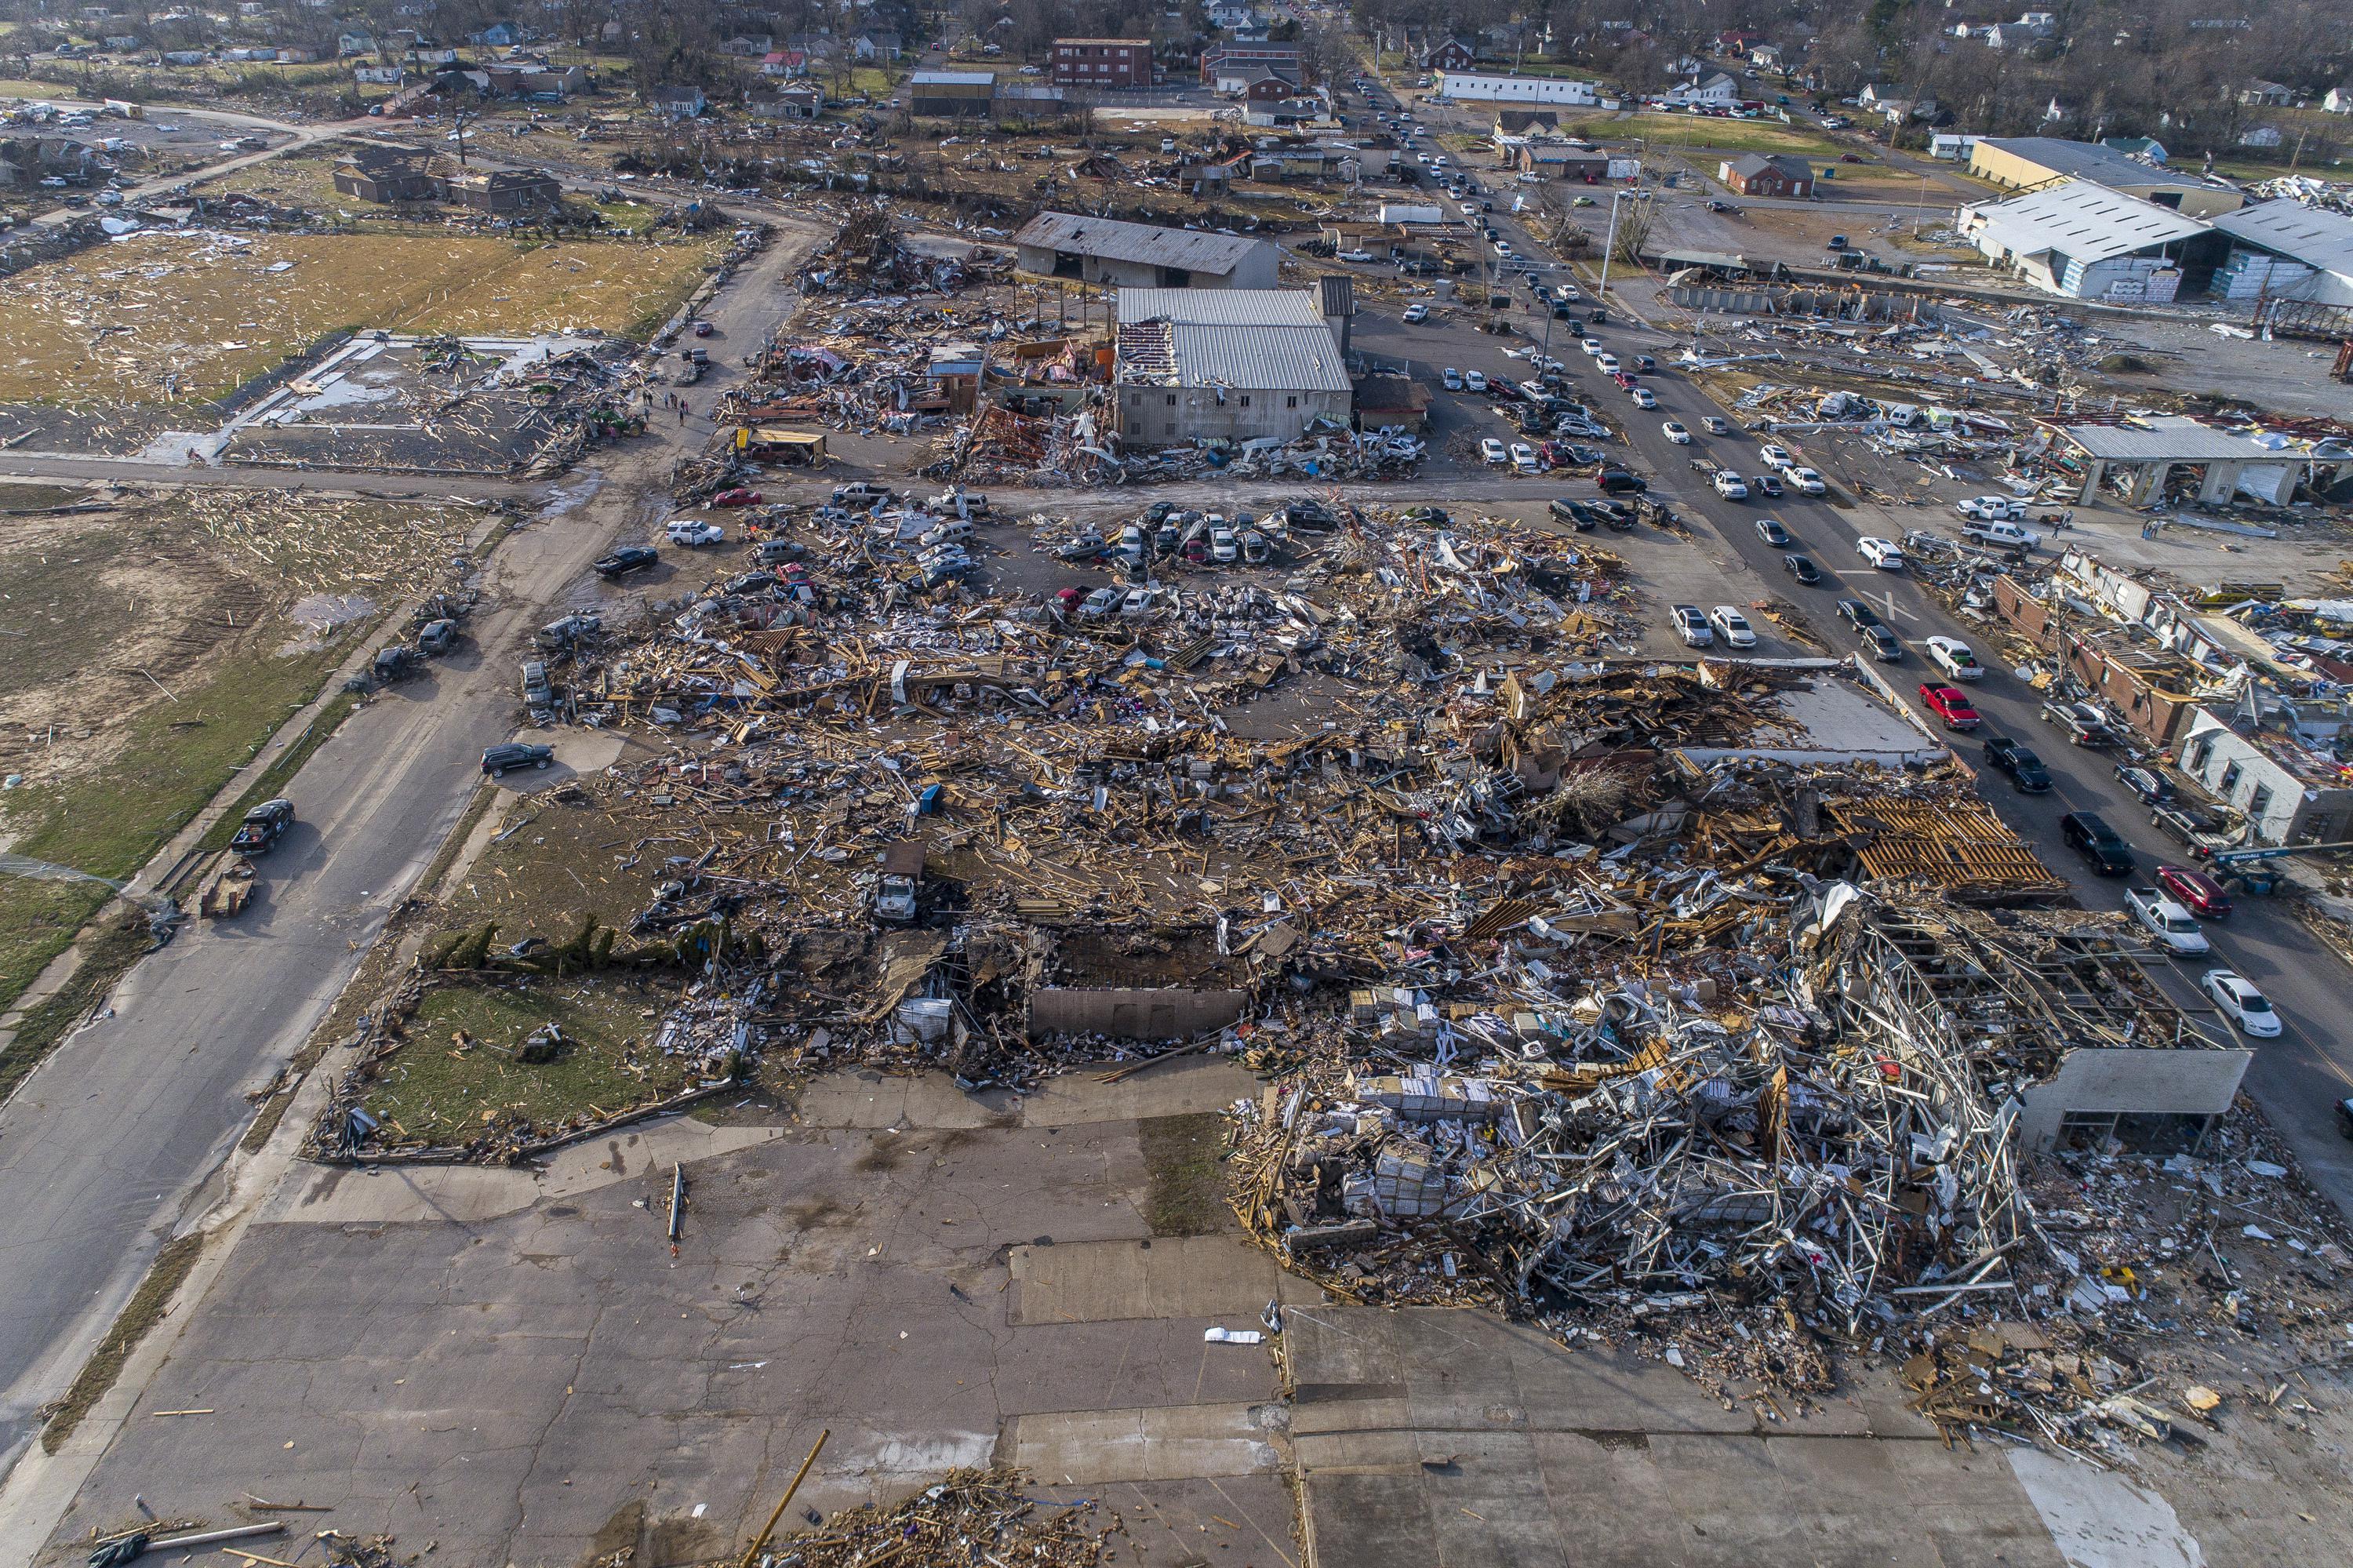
(1965, 180), (2206, 264)
(1115, 288), (1350, 392)
(2213, 199), (2353, 278)
(1977, 136), (2207, 191)
(2057, 417), (2289, 462)
(1013, 213), (1267, 277)
(909, 69), (993, 85)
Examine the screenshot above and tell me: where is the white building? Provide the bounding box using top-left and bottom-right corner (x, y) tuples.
(1958, 180), (2206, 300)
(1431, 71), (1598, 106)
(1664, 71), (1738, 107)
(1114, 286), (1352, 448)
(2211, 199), (2353, 307)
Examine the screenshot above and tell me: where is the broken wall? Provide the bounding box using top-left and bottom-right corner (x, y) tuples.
(2016, 1044), (2252, 1150)
(1027, 988), (1248, 1040)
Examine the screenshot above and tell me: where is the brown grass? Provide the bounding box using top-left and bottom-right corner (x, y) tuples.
(0, 229), (722, 403)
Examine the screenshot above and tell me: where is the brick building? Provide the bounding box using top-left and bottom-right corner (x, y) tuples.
(1053, 38), (1151, 88)
(1720, 153), (1814, 198)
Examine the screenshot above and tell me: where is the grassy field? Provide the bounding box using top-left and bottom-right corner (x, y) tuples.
(359, 977), (693, 1148)
(1574, 111), (1848, 161)
(0, 228), (722, 404)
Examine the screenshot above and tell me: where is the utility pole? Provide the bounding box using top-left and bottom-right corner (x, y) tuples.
(1597, 187), (1625, 301)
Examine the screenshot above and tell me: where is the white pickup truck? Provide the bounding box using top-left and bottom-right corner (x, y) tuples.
(2125, 886), (2211, 957)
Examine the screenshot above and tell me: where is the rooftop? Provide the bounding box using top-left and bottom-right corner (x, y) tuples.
(1113, 287), (1349, 393)
(1964, 180), (2207, 264)
(910, 69), (994, 85)
(2213, 199), (2353, 278)
(2057, 415), (2293, 463)
(1977, 136), (2209, 192)
(1012, 212), (1266, 277)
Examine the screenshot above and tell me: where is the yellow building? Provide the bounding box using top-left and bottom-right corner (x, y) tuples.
(1968, 137), (2245, 219)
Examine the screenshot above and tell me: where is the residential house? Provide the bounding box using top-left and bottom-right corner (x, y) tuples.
(721, 35), (774, 56)
(406, 44), (460, 65)
(1015, 211), (1281, 289)
(102, 33), (139, 49)
(1747, 42), (1784, 71)
(1420, 37), (1475, 71)
(851, 30), (900, 60)
(646, 85), (707, 118)
(1720, 152), (1813, 197)
(333, 144), (437, 202)
(1929, 132), (1983, 160)
(336, 29), (373, 54)
(1112, 287), (1351, 448)
(762, 50), (807, 78)
(1490, 107), (1559, 151)
(354, 62), (405, 84)
(2325, 85), (2353, 115)
(1206, 2), (1259, 29)
(1666, 71), (1739, 107)
(471, 20), (520, 47)
(748, 85), (824, 118)
(434, 158), (562, 213)
(2237, 79), (2293, 107)
(1198, 43), (1301, 85)
(2102, 135), (2169, 162)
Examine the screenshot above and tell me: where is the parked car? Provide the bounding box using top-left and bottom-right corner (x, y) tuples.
(417, 618), (460, 656)
(2157, 863), (2232, 918)
(1481, 436), (1508, 464)
(1755, 518), (1791, 547)
(1442, 366), (1464, 391)
(1661, 420), (1692, 444)
(1923, 636), (1982, 681)
(1956, 494), (2028, 522)
(1670, 603), (1712, 646)
(521, 659), (553, 708)
(2202, 969), (2282, 1037)
(1209, 526), (1239, 564)
(1076, 585), (1124, 620)
(1857, 536), (1905, 570)
(1709, 606), (1757, 648)
(1597, 467), (1647, 495)
(228, 799), (295, 854)
(593, 546), (658, 577)
(1464, 369), (1489, 392)
(1510, 442), (1540, 473)
(2126, 885), (2211, 957)
(1918, 683), (1981, 729)
(667, 518), (726, 546)
(1711, 470), (1749, 499)
(2115, 764), (2172, 804)
(1402, 303), (1430, 322)
(1983, 737), (2053, 792)
(482, 742), (555, 777)
(2061, 811), (2134, 875)
(1550, 497), (1598, 529)
(711, 487), (763, 507)
(1782, 552), (1821, 584)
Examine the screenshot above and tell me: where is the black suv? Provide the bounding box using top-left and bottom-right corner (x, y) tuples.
(2061, 811), (2134, 875)
(1596, 467), (1647, 495)
(1983, 737), (2053, 792)
(1837, 599), (1883, 632)
(1782, 553), (1822, 584)
(482, 742), (556, 777)
(594, 546), (658, 578)
(1548, 498), (1598, 530)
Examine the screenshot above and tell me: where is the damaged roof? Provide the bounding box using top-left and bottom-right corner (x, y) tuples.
(1964, 180), (2207, 264)
(1113, 288), (1350, 392)
(1011, 212), (1268, 277)
(2213, 198), (2353, 279)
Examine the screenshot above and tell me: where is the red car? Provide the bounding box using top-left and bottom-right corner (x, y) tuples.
(692, 319), (715, 337)
(711, 487), (764, 507)
(1918, 683), (1980, 729)
(2157, 863), (2233, 919)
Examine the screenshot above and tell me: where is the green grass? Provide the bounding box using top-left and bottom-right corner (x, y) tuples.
(1584, 111), (1846, 161)
(0, 902), (147, 1105)
(0, 642), (353, 1013)
(198, 689), (358, 854)
(359, 977), (694, 1148)
(1139, 1111), (1233, 1236)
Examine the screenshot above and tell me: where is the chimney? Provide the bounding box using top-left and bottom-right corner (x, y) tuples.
(1318, 272), (1355, 357)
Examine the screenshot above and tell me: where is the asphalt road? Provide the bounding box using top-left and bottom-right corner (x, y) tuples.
(0, 226), (820, 1477)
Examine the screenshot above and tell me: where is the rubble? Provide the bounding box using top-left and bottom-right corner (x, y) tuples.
(718, 1468), (1120, 1568)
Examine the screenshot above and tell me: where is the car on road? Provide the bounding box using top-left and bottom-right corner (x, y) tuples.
(2202, 970), (2282, 1037)
(228, 799), (295, 854)
(1481, 436), (1508, 464)
(1956, 495), (2028, 522)
(1751, 473), (1784, 497)
(2126, 885), (2211, 956)
(2061, 811), (2135, 875)
(1758, 442), (1795, 470)
(1631, 387), (1657, 409)
(1983, 737), (2053, 792)
(1787, 467), (1827, 494)
(1580, 337), (1603, 355)
(2158, 864), (2232, 918)
(1464, 369), (1489, 392)
(666, 518), (726, 546)
(1670, 603), (1713, 646)
(482, 742), (555, 777)
(1662, 420), (1692, 444)
(1857, 536), (1905, 569)
(593, 546), (658, 577)
(1710, 606), (1757, 648)
(692, 319), (715, 337)
(1712, 471), (1749, 499)
(711, 487), (764, 507)
(1510, 442), (1541, 473)
(1782, 552), (1822, 584)
(1838, 599), (1884, 631)
(2115, 763), (2172, 804)
(1702, 416), (1732, 435)
(1918, 683), (1981, 729)
(1402, 303), (1430, 322)
(1335, 248), (1375, 262)
(1923, 635), (1982, 681)
(1442, 367), (1464, 391)
(1755, 518), (1791, 546)
(1595, 353), (1621, 374)
(1860, 624), (1904, 661)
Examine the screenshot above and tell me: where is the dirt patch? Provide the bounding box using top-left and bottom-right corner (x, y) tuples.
(0, 228), (722, 405)
(1139, 1111), (1233, 1237)
(39, 1227), (206, 1453)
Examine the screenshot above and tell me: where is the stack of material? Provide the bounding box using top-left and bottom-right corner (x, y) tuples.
(737, 1468), (1119, 1568)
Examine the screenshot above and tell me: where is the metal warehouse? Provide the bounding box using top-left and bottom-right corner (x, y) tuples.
(1013, 212), (1282, 290)
(1113, 286), (1352, 448)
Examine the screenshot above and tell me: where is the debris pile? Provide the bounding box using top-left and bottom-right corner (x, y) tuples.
(724, 1468), (1119, 1568)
